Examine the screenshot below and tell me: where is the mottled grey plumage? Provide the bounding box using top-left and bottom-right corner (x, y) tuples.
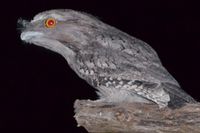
(19, 9), (196, 108)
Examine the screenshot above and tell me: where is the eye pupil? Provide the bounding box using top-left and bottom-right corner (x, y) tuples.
(48, 20), (54, 25)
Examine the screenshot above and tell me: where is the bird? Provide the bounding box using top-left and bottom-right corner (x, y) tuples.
(18, 9), (197, 108)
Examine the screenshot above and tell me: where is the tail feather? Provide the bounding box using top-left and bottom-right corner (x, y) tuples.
(162, 83), (197, 108)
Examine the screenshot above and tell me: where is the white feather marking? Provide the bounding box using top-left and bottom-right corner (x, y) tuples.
(134, 86), (140, 91)
(119, 81), (123, 85)
(90, 70), (94, 75)
(117, 77), (121, 80)
(85, 61), (95, 68)
(128, 81), (133, 85)
(85, 70), (89, 75)
(116, 85), (122, 89)
(105, 81), (112, 87)
(102, 62), (108, 68)
(80, 69), (84, 73)
(122, 85), (129, 89)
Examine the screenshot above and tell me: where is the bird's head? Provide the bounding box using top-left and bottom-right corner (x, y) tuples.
(19, 9), (105, 59)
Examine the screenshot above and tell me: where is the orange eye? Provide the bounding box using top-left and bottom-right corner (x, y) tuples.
(45, 18), (56, 28)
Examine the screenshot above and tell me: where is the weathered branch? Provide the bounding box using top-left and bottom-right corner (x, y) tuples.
(74, 100), (200, 133)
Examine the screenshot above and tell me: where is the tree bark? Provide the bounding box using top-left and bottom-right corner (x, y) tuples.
(74, 100), (200, 133)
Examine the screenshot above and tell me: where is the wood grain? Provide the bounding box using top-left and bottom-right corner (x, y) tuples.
(74, 100), (200, 133)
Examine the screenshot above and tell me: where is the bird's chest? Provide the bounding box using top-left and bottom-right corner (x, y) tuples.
(75, 51), (117, 74)
(73, 52), (118, 86)
(75, 54), (96, 76)
(71, 54), (98, 86)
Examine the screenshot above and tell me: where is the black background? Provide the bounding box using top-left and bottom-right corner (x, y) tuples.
(1, 0), (200, 132)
